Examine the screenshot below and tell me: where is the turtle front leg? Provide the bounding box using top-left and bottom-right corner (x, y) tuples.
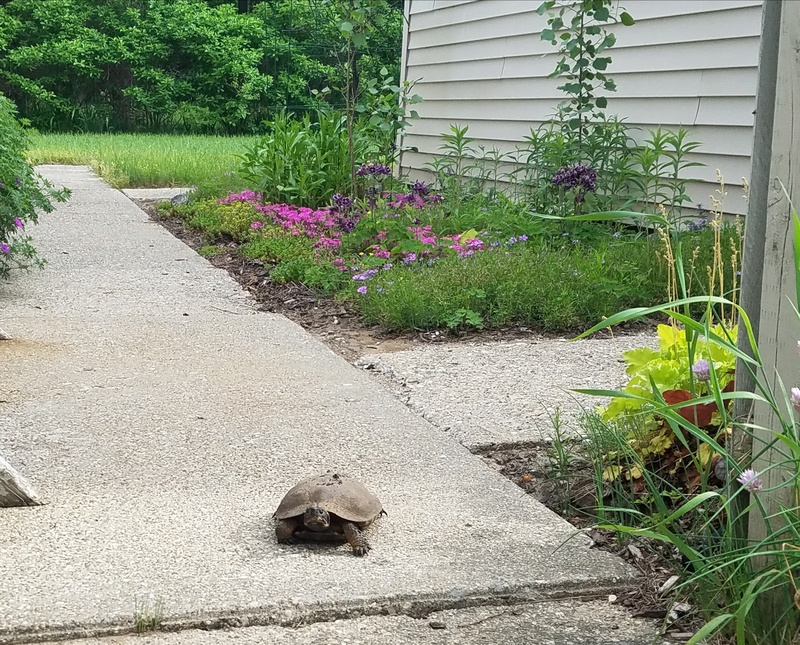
(275, 517), (301, 544)
(343, 522), (370, 556)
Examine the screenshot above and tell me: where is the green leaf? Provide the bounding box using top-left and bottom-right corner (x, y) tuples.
(594, 7), (609, 21)
(540, 28), (556, 42)
(339, 21), (353, 32)
(595, 96), (608, 108)
(593, 57), (609, 71)
(620, 11), (635, 26)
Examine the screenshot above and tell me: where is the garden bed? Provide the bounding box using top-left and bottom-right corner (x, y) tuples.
(137, 198), (656, 361)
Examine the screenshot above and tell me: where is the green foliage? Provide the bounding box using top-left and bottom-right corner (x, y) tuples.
(0, 0), (272, 133)
(355, 65), (422, 166)
(0, 0), (403, 134)
(575, 302), (800, 645)
(564, 193), (800, 644)
(537, 0), (634, 136)
(356, 238), (667, 332)
(176, 198), (259, 242)
(238, 110), (364, 207)
(239, 229), (314, 263)
(603, 322), (737, 425)
(0, 94), (69, 279)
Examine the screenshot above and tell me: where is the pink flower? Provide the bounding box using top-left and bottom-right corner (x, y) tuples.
(736, 468), (762, 492)
(251, 221), (264, 229)
(791, 387), (800, 411)
(357, 285), (367, 294)
(13, 217), (23, 229)
(0, 243), (9, 254)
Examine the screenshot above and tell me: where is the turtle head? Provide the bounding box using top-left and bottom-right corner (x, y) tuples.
(303, 506), (330, 531)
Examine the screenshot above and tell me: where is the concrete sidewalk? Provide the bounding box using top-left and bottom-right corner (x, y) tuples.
(1, 167), (635, 643)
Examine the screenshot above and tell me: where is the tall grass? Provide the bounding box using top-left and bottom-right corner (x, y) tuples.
(26, 133), (258, 189)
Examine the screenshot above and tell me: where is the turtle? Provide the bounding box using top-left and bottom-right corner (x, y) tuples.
(273, 471), (385, 556)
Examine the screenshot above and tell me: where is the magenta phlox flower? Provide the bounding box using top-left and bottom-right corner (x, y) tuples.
(217, 189), (261, 205)
(250, 221), (264, 229)
(356, 285), (368, 294)
(407, 225), (437, 246)
(13, 217), (24, 229)
(736, 468), (763, 492)
(0, 243), (10, 254)
(376, 230), (388, 243)
(373, 248), (391, 259)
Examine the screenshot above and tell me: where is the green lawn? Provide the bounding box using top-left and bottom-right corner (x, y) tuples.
(27, 133), (258, 189)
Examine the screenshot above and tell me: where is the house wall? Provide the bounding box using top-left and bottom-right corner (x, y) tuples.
(399, 0), (764, 215)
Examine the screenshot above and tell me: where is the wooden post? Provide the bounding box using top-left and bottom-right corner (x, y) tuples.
(748, 0), (800, 545)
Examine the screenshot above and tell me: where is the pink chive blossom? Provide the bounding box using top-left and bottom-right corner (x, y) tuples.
(376, 230), (388, 243)
(692, 359), (711, 382)
(0, 243), (9, 254)
(250, 221), (264, 229)
(791, 387), (800, 411)
(13, 217), (24, 229)
(736, 469), (763, 493)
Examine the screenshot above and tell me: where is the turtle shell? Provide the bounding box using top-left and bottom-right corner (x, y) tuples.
(274, 471), (383, 524)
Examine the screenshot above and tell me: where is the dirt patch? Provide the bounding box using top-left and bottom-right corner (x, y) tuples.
(479, 443), (703, 640)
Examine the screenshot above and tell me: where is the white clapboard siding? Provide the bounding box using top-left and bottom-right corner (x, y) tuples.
(399, 0), (764, 215)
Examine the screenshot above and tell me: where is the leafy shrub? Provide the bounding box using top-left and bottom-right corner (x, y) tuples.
(596, 322), (737, 495)
(239, 229), (315, 263)
(0, 95), (69, 279)
(176, 199), (259, 242)
(238, 110), (366, 207)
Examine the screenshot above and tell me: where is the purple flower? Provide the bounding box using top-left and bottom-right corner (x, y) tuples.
(403, 252), (417, 264)
(613, 231), (621, 238)
(736, 468), (762, 493)
(14, 178), (21, 187)
(410, 180), (430, 196)
(0, 182), (4, 190)
(508, 236), (518, 244)
(428, 194), (444, 204)
(13, 217), (24, 229)
(331, 193), (353, 213)
(692, 359), (711, 382)
(519, 234), (528, 242)
(356, 285), (367, 295)
(551, 163), (598, 195)
(338, 217), (358, 233)
(791, 387), (800, 411)
(0, 243), (9, 254)
(356, 163), (392, 177)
